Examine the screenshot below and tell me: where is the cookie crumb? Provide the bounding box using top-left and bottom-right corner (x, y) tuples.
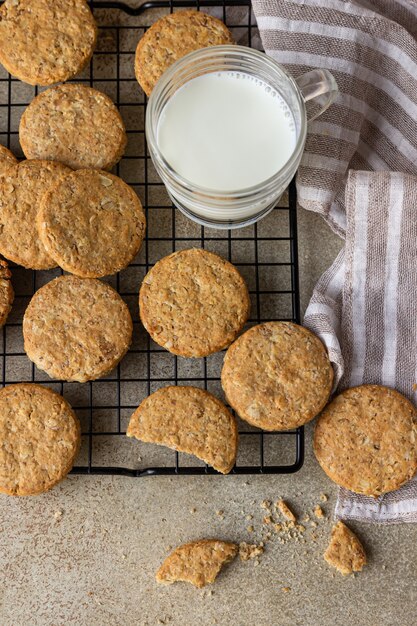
(310, 521), (318, 528)
(246, 514), (253, 521)
(260, 499), (272, 510)
(282, 587), (291, 593)
(216, 510), (224, 517)
(273, 523), (282, 533)
(54, 510), (63, 520)
(314, 505), (325, 519)
(190, 508), (197, 514)
(263, 515), (272, 525)
(276, 499), (296, 522)
(246, 525), (254, 533)
(239, 542), (264, 561)
(320, 493), (328, 502)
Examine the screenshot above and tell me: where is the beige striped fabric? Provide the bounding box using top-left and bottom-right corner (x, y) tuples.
(252, 0), (417, 522)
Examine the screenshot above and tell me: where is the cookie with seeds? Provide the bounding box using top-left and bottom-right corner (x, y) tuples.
(0, 145), (17, 177)
(19, 84), (127, 171)
(135, 10), (234, 96)
(127, 385), (238, 474)
(314, 384), (417, 496)
(0, 0), (97, 86)
(139, 248), (250, 357)
(156, 540), (238, 588)
(221, 322), (333, 431)
(0, 383), (80, 496)
(0, 160), (72, 269)
(0, 260), (14, 327)
(38, 170), (146, 278)
(23, 276), (133, 382)
(324, 521), (366, 575)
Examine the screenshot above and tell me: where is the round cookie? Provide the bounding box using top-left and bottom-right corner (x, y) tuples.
(38, 170), (146, 278)
(23, 276), (133, 382)
(19, 84), (127, 170)
(314, 385), (417, 497)
(0, 383), (80, 496)
(0, 0), (97, 86)
(0, 145), (17, 177)
(0, 160), (72, 269)
(139, 248), (250, 357)
(221, 322), (334, 431)
(0, 260), (14, 327)
(135, 10), (234, 96)
(127, 386), (238, 474)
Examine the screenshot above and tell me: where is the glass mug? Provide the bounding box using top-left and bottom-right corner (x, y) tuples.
(146, 45), (338, 229)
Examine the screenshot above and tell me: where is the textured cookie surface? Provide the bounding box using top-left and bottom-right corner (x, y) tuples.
(0, 384), (80, 496)
(324, 521), (366, 575)
(139, 248), (250, 357)
(221, 322), (333, 431)
(0, 260), (14, 327)
(20, 84), (127, 170)
(0, 160), (72, 269)
(23, 276), (133, 382)
(0, 0), (97, 86)
(0, 145), (17, 177)
(135, 10), (234, 96)
(127, 386), (238, 474)
(156, 540), (238, 588)
(38, 170), (146, 278)
(314, 385), (417, 496)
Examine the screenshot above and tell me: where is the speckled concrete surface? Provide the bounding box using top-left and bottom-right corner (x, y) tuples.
(1, 2), (416, 625)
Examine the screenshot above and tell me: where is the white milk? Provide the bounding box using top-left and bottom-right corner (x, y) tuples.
(156, 71), (297, 192)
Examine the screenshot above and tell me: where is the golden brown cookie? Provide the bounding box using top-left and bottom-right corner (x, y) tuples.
(135, 10), (234, 96)
(0, 145), (17, 177)
(127, 385), (238, 474)
(19, 84), (127, 170)
(23, 276), (133, 383)
(0, 260), (13, 327)
(0, 0), (97, 86)
(0, 160), (72, 269)
(221, 322), (333, 431)
(156, 540), (238, 588)
(139, 248), (250, 357)
(314, 384), (417, 497)
(0, 383), (80, 496)
(324, 521), (366, 575)
(38, 170), (146, 278)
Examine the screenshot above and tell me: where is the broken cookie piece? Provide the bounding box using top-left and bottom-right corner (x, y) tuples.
(156, 540), (238, 588)
(276, 499), (296, 522)
(324, 521), (366, 575)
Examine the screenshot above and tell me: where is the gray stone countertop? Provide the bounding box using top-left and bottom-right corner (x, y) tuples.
(0, 2), (416, 625)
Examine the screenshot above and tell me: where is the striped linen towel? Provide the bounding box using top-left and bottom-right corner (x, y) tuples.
(251, 0), (417, 523)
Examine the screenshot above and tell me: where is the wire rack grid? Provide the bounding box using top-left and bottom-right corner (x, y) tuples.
(0, 0), (304, 476)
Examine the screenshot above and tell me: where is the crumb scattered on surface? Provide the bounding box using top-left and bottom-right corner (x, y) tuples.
(273, 523), (282, 533)
(282, 587), (291, 593)
(276, 500), (296, 522)
(239, 542), (264, 561)
(314, 505), (325, 519)
(246, 514), (253, 521)
(54, 510), (63, 520)
(260, 500), (272, 510)
(247, 525), (254, 533)
(216, 510), (224, 517)
(310, 521), (318, 528)
(190, 508), (197, 514)
(263, 515), (272, 525)
(320, 493), (328, 502)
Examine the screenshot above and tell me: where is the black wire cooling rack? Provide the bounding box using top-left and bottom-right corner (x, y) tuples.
(0, 0), (304, 476)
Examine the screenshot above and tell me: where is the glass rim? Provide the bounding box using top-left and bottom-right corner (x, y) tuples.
(145, 44), (307, 199)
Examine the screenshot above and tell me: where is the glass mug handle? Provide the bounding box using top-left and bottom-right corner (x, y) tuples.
(295, 69), (338, 122)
